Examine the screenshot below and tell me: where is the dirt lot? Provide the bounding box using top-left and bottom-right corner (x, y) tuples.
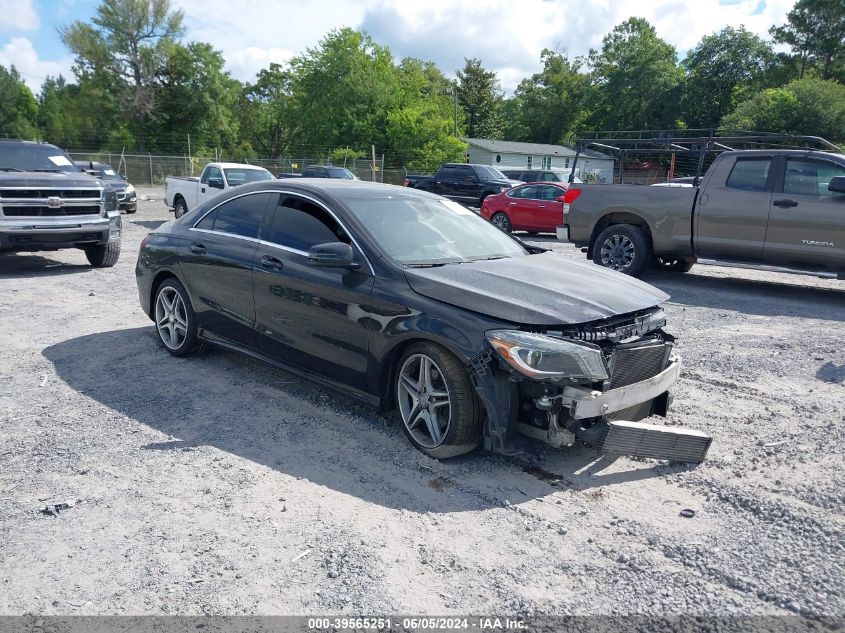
(0, 187), (843, 619)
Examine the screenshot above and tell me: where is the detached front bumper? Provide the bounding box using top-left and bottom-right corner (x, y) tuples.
(564, 356), (681, 419)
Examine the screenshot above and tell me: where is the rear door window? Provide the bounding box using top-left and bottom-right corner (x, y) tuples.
(439, 166), (458, 180)
(726, 158), (772, 192)
(196, 192), (275, 239)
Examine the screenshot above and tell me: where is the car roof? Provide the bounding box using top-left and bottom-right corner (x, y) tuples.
(214, 162), (271, 170)
(0, 138), (61, 149)
(228, 178), (439, 201)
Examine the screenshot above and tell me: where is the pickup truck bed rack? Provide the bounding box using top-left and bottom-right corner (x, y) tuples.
(569, 130), (843, 185)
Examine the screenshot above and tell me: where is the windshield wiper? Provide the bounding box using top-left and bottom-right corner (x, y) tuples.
(30, 169), (64, 173)
(469, 255), (510, 262)
(0, 167), (23, 172)
(405, 262), (448, 268)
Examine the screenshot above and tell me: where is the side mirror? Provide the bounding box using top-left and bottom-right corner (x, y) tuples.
(828, 176), (845, 194)
(208, 178), (225, 189)
(308, 242), (359, 269)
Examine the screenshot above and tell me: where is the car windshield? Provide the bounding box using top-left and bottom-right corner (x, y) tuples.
(347, 196), (528, 265)
(326, 168), (356, 179)
(224, 168), (273, 186)
(0, 144), (78, 173)
(476, 166), (507, 180)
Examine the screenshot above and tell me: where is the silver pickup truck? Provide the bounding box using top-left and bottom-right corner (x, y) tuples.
(0, 139), (121, 267)
(557, 149), (845, 279)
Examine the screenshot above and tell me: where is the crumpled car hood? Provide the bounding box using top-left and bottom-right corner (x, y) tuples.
(405, 252), (669, 325)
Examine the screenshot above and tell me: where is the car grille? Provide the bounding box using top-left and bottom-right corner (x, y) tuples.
(0, 189), (101, 199)
(606, 340), (672, 421)
(1, 205), (102, 217)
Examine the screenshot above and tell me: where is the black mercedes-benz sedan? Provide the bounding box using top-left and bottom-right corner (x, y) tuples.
(136, 180), (710, 462)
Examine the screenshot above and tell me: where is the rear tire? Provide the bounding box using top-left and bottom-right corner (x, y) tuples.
(153, 277), (206, 357)
(395, 342), (482, 459)
(592, 224), (651, 277)
(174, 197), (188, 219)
(490, 212), (512, 233)
(85, 241), (120, 268)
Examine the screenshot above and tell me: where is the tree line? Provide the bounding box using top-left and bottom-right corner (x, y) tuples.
(0, 0), (843, 171)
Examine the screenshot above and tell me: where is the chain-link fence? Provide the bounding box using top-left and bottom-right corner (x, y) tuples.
(68, 152), (409, 186)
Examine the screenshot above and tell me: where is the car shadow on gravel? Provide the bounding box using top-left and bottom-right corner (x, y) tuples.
(0, 253), (92, 277)
(43, 326), (675, 512)
(642, 271), (845, 321)
(129, 220), (168, 230)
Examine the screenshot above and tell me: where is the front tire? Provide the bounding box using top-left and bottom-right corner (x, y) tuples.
(490, 212), (512, 233)
(153, 278), (206, 357)
(592, 224), (651, 277)
(395, 342), (482, 459)
(174, 197), (188, 219)
(85, 241), (120, 268)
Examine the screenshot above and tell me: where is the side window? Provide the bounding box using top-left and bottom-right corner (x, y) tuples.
(457, 166), (475, 181)
(195, 209), (217, 230)
(268, 196), (350, 252)
(540, 186), (561, 201)
(200, 167), (210, 184)
(518, 186), (539, 199)
(439, 166), (457, 180)
(542, 172), (557, 182)
(726, 158), (771, 192)
(205, 192), (275, 239)
(784, 159), (845, 196)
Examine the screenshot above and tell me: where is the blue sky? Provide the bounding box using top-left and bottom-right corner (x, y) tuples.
(1, 0), (794, 94)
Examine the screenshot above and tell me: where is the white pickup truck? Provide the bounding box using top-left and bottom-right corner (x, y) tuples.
(165, 162), (274, 217)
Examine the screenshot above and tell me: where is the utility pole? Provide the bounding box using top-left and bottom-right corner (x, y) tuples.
(187, 134), (191, 176)
(452, 83), (458, 137)
(371, 144), (376, 182)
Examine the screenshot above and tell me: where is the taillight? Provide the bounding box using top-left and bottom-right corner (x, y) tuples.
(563, 188), (582, 204)
(403, 178), (409, 187)
(562, 188), (582, 220)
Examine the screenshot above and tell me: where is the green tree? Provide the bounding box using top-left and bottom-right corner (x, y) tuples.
(589, 18), (682, 130)
(60, 0), (184, 149)
(240, 63), (296, 158)
(149, 41), (242, 155)
(0, 65), (39, 139)
(770, 0), (845, 80)
(456, 58), (503, 139)
(720, 76), (845, 142)
(502, 49), (593, 143)
(287, 28), (399, 152)
(681, 27), (775, 128)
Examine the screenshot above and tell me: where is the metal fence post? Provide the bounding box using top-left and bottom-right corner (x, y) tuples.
(149, 153), (153, 185)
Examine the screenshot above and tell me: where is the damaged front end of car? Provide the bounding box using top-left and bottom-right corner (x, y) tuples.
(467, 307), (711, 463)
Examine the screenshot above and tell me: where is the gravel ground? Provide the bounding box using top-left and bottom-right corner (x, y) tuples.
(0, 187), (843, 620)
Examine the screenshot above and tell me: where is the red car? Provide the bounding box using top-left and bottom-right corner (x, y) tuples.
(480, 182), (579, 234)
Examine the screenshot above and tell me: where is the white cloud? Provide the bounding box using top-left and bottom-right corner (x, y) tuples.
(177, 0), (368, 82)
(0, 37), (74, 92)
(359, 0), (795, 92)
(225, 46), (294, 81)
(0, 0), (39, 32)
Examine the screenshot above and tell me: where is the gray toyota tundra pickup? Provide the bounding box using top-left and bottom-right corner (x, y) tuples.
(558, 149), (845, 279)
(0, 139), (122, 267)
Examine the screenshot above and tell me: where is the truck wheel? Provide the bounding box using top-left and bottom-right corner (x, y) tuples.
(395, 342), (482, 459)
(652, 256), (695, 273)
(490, 212), (512, 233)
(85, 241), (120, 268)
(174, 197), (188, 219)
(593, 224), (651, 277)
(153, 278), (206, 357)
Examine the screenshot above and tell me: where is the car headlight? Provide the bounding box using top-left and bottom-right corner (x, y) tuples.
(486, 330), (609, 381)
(125, 183), (135, 195)
(102, 189), (118, 212)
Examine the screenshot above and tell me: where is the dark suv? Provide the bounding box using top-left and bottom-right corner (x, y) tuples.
(75, 161), (137, 213)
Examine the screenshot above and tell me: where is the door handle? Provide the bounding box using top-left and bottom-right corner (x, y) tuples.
(773, 199), (798, 208)
(509, 202), (517, 205)
(190, 242), (206, 255)
(537, 205), (546, 208)
(201, 187), (206, 193)
(261, 255), (284, 271)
